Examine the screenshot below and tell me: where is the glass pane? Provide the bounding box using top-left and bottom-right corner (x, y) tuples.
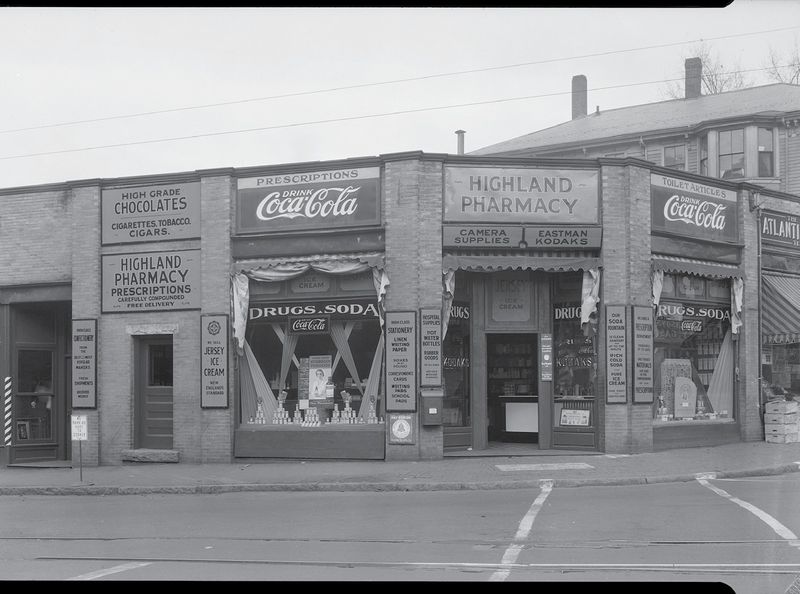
(758, 152), (774, 177)
(15, 394), (53, 441)
(719, 130), (731, 154)
(443, 299), (470, 428)
(731, 129), (744, 153)
(758, 127), (773, 150)
(17, 350), (53, 393)
(149, 344), (173, 386)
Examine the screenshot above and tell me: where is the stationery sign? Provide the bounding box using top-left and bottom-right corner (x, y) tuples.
(539, 333), (553, 381)
(71, 319), (97, 409)
(102, 249), (202, 312)
(201, 314), (229, 408)
(605, 305), (628, 404)
(444, 166), (599, 224)
(102, 182), (201, 245)
(385, 311), (416, 411)
(236, 167), (381, 234)
(650, 174), (739, 243)
(632, 306), (654, 404)
(419, 308), (442, 387)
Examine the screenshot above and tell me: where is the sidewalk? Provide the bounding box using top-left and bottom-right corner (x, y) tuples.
(1, 441), (800, 496)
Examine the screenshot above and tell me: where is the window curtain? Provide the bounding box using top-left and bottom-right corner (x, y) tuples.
(329, 321), (364, 398)
(580, 268), (601, 333)
(652, 269), (664, 308)
(358, 332), (385, 419)
(706, 329), (734, 414)
(731, 277), (743, 335)
(441, 269), (456, 342)
(240, 339), (278, 423)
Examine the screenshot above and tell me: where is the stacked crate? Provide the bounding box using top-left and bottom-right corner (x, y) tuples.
(764, 399), (799, 443)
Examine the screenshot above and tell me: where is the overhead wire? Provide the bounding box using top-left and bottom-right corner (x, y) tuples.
(0, 24), (797, 135)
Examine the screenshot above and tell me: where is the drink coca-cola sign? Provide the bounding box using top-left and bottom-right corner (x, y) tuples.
(236, 166), (381, 233)
(651, 174), (739, 243)
(288, 315), (330, 335)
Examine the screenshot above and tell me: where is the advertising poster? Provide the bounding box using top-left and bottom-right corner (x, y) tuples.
(102, 249), (201, 312)
(237, 167), (381, 234)
(444, 166), (599, 224)
(201, 314), (229, 409)
(419, 308), (442, 387)
(308, 355), (334, 404)
(605, 305), (628, 404)
(102, 182), (201, 244)
(71, 319), (97, 409)
(385, 311), (417, 411)
(632, 306), (654, 404)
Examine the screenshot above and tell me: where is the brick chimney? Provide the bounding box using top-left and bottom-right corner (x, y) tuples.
(455, 130), (465, 155)
(685, 57), (702, 99)
(572, 75), (587, 119)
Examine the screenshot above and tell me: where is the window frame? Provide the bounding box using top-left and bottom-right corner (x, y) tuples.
(718, 128), (745, 180)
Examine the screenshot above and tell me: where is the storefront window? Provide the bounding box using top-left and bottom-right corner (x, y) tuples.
(15, 349), (54, 441)
(762, 343), (800, 401)
(653, 277), (734, 423)
(443, 296), (470, 428)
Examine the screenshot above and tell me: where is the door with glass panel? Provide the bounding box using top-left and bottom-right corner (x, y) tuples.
(135, 336), (174, 450)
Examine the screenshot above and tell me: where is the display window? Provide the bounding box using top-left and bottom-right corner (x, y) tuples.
(761, 343), (800, 401)
(442, 298), (470, 428)
(653, 277), (735, 423)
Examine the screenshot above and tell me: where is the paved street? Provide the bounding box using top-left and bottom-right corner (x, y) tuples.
(2, 474), (800, 588)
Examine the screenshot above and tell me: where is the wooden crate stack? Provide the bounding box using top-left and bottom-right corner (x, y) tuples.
(764, 399), (799, 443)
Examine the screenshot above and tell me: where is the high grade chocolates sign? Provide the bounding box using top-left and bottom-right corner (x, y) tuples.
(651, 174), (739, 243)
(236, 167), (381, 234)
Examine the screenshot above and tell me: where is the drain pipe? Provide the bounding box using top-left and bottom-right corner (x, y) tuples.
(455, 130), (465, 155)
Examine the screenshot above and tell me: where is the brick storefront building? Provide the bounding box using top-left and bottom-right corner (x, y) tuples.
(1, 151), (798, 465)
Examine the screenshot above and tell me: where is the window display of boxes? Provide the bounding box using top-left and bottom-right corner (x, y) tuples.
(764, 399), (799, 444)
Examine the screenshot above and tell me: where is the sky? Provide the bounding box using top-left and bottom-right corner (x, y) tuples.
(1, 3), (800, 188)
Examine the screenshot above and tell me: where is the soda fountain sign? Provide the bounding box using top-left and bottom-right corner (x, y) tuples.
(236, 167), (381, 233)
(651, 174), (739, 243)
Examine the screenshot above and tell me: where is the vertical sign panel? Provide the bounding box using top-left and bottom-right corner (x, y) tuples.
(539, 333), (553, 381)
(632, 306), (654, 404)
(385, 311), (416, 411)
(201, 314), (229, 408)
(419, 308), (442, 387)
(71, 414), (88, 441)
(72, 319), (97, 409)
(605, 305), (628, 404)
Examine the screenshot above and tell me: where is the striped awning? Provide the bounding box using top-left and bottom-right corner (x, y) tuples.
(235, 252), (385, 273)
(762, 273), (800, 345)
(443, 250), (599, 273)
(652, 255), (743, 279)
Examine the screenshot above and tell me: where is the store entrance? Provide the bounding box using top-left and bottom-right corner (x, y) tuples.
(135, 336), (174, 450)
(486, 333), (539, 444)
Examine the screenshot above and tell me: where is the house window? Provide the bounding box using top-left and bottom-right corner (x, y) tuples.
(664, 145), (686, 170)
(699, 135), (708, 176)
(758, 127), (775, 177)
(719, 128), (745, 179)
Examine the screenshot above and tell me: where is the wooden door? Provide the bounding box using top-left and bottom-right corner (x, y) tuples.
(135, 336), (173, 450)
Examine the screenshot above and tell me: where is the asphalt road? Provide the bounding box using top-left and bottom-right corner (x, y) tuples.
(2, 474), (800, 589)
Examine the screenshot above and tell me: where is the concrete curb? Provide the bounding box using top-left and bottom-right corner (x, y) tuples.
(0, 462), (798, 495)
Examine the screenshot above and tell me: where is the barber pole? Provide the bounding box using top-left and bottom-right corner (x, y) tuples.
(4, 377), (11, 447)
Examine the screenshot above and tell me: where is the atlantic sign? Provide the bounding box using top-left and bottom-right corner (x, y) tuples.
(651, 174), (739, 243)
(444, 166), (599, 224)
(761, 210), (800, 249)
(236, 167), (381, 234)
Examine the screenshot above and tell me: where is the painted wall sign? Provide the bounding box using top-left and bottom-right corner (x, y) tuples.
(102, 182), (201, 244)
(632, 306), (654, 404)
(442, 225), (523, 248)
(650, 174), (739, 243)
(419, 308), (442, 387)
(761, 211), (800, 249)
(201, 314), (229, 409)
(248, 299), (379, 322)
(71, 319), (97, 409)
(102, 249), (202, 312)
(236, 167), (381, 234)
(444, 166), (599, 224)
(288, 315), (331, 335)
(524, 225), (602, 249)
(491, 271), (531, 323)
(605, 305), (628, 404)
(385, 311), (417, 412)
(540, 333), (553, 382)
(388, 413), (415, 444)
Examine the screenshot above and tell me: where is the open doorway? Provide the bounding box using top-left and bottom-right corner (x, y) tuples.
(486, 333), (538, 444)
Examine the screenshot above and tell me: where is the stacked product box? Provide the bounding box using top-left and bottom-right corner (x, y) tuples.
(764, 399), (799, 443)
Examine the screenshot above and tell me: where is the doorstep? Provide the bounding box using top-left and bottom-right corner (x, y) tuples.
(121, 449), (180, 463)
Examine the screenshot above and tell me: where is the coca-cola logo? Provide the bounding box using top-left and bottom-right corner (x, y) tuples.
(289, 316), (330, 334)
(663, 194), (727, 231)
(256, 187), (360, 221)
(680, 320), (703, 332)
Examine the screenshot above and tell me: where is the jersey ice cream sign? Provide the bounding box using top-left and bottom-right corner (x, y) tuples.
(236, 167), (381, 233)
(651, 174), (739, 243)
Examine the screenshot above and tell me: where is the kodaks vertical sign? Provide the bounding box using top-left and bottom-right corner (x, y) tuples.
(102, 182), (201, 244)
(236, 167), (381, 234)
(651, 174), (739, 243)
(102, 249), (202, 312)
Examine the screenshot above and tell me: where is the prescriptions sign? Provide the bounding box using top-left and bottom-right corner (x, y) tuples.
(102, 182), (201, 244)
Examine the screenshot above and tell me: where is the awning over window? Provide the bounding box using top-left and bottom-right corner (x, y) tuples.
(652, 255), (743, 279)
(762, 273), (800, 345)
(442, 251), (599, 273)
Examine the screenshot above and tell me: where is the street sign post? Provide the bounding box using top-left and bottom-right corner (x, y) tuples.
(71, 414), (88, 482)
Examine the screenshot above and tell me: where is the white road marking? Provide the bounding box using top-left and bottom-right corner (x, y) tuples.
(696, 477), (800, 548)
(495, 463), (594, 471)
(67, 561), (152, 580)
(489, 479), (553, 582)
(603, 454), (630, 458)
